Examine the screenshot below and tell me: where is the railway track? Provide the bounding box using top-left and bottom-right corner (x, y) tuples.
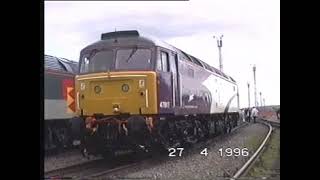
(259, 118), (280, 128)
(44, 158), (107, 178)
(45, 154), (162, 180)
(44, 150), (160, 180)
(230, 119), (280, 180)
(80, 161), (141, 180)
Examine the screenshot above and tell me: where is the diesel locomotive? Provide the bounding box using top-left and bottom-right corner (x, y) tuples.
(74, 30), (240, 157)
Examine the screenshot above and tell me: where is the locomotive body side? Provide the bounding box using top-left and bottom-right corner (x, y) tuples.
(155, 46), (239, 116)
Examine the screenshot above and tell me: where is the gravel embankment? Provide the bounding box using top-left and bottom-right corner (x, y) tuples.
(104, 123), (269, 180)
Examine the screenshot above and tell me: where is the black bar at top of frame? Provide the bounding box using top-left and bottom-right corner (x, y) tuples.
(45, 0), (189, 1)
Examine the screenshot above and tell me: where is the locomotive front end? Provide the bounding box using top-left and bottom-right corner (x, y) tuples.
(75, 71), (158, 116)
(74, 32), (160, 156)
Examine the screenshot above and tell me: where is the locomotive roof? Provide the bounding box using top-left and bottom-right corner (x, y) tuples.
(45, 55), (78, 74)
(82, 30), (236, 83)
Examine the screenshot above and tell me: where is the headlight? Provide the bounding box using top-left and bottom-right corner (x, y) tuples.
(122, 84), (130, 92)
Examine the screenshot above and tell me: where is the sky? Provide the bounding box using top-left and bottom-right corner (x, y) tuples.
(45, 0), (280, 108)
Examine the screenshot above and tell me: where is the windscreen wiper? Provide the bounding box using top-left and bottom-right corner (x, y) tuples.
(126, 47), (138, 62)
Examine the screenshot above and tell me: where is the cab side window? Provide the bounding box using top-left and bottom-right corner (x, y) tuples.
(157, 51), (169, 72)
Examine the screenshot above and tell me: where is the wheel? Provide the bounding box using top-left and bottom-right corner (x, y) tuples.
(127, 116), (149, 146)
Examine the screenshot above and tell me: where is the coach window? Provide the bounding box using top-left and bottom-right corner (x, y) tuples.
(158, 51), (169, 72)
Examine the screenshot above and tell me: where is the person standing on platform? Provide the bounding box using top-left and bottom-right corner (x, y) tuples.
(251, 107), (259, 123)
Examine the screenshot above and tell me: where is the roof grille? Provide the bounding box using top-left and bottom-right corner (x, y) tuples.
(101, 30), (139, 40)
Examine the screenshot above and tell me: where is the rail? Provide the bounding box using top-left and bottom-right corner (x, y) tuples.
(230, 119), (276, 179)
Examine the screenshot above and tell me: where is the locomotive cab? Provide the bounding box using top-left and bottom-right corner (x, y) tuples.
(75, 31), (164, 155)
(76, 32), (159, 117)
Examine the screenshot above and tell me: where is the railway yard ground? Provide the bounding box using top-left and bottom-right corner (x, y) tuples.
(45, 121), (277, 180)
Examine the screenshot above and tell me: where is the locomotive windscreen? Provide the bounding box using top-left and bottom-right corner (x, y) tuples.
(80, 48), (152, 73)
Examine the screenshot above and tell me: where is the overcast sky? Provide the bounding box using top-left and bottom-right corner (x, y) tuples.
(45, 0), (280, 108)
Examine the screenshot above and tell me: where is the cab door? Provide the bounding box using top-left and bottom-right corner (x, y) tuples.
(169, 52), (181, 107)
(156, 48), (173, 114)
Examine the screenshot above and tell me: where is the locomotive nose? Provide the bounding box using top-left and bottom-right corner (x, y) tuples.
(75, 71), (158, 116)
